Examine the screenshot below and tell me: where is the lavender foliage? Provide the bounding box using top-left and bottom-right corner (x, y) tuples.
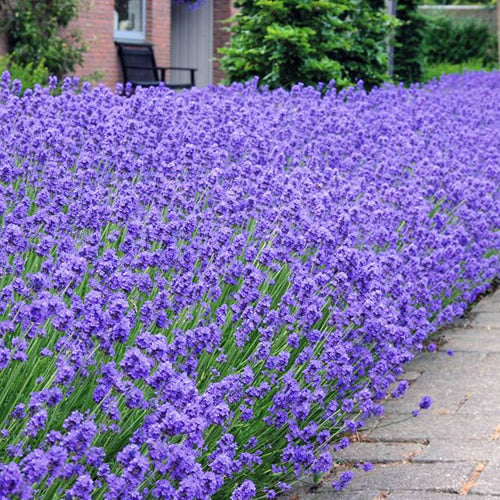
(0, 72), (498, 498)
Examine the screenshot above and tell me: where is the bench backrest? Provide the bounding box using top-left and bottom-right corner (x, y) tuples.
(117, 43), (158, 85)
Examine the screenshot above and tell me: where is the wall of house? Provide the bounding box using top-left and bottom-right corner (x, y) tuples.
(212, 0), (234, 84)
(146, 0), (171, 75)
(0, 0), (232, 89)
(70, 0), (231, 88)
(70, 0), (118, 88)
(71, 0), (171, 89)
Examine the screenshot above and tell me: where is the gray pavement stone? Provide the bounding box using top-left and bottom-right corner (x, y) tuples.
(300, 490), (384, 499)
(440, 329), (500, 353)
(473, 298), (500, 313)
(466, 496), (500, 499)
(471, 461), (500, 496)
(387, 493), (477, 499)
(400, 350), (485, 374)
(474, 352), (500, 378)
(323, 462), (473, 493)
(333, 442), (424, 464)
(387, 351), (500, 416)
(472, 312), (500, 328)
(365, 413), (500, 441)
(412, 439), (499, 462)
(383, 387), (467, 416)
(456, 387), (500, 416)
(383, 368), (484, 415)
(300, 486), (500, 499)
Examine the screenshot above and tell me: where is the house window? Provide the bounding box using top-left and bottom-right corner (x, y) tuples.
(114, 0), (146, 41)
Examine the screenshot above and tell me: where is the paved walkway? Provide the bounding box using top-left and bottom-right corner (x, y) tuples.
(294, 288), (500, 499)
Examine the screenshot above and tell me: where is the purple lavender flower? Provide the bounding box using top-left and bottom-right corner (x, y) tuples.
(231, 480), (257, 500)
(0, 71), (496, 499)
(120, 348), (152, 380)
(419, 396), (433, 410)
(391, 380), (409, 399)
(0, 463), (27, 498)
(332, 470), (354, 491)
(66, 474), (94, 499)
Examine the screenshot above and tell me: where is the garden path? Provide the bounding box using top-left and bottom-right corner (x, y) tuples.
(294, 288), (500, 499)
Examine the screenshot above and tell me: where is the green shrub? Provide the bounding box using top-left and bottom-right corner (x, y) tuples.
(0, 55), (49, 94)
(220, 0), (395, 90)
(423, 16), (497, 66)
(421, 58), (495, 82)
(0, 0), (86, 78)
(393, 0), (427, 83)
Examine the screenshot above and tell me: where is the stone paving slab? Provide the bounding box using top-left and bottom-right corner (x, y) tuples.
(440, 329), (500, 353)
(387, 352), (500, 416)
(333, 442), (424, 464)
(412, 439), (500, 462)
(383, 369), (486, 415)
(301, 488), (500, 499)
(471, 461), (500, 496)
(402, 350), (485, 374)
(324, 462), (473, 493)
(388, 493), (500, 499)
(302, 490), (384, 500)
(365, 413), (500, 441)
(457, 386), (500, 416)
(476, 352), (500, 372)
(387, 493), (481, 500)
(473, 297), (500, 313)
(472, 312), (500, 328)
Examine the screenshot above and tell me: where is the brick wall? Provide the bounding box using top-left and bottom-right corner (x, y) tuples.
(212, 0), (233, 84)
(146, 0), (171, 71)
(70, 0), (118, 88)
(0, 0), (232, 88)
(0, 0), (172, 89)
(71, 0), (171, 88)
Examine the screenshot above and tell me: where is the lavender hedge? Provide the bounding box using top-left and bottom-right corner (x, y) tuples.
(0, 72), (499, 499)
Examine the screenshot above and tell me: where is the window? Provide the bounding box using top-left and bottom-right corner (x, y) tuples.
(114, 0), (146, 42)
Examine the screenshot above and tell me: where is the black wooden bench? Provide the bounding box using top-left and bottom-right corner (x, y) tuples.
(116, 42), (196, 90)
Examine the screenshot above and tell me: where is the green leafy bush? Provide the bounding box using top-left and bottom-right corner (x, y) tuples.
(0, 0), (86, 78)
(393, 0), (427, 83)
(423, 16), (497, 66)
(0, 55), (49, 94)
(421, 58), (494, 82)
(220, 0), (395, 90)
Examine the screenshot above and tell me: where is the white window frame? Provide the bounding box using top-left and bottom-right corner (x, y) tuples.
(113, 0), (147, 43)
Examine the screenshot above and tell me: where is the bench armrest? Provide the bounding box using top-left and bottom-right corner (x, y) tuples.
(157, 67), (196, 87)
(158, 66), (197, 71)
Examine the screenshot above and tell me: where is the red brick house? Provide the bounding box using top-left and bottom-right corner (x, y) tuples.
(3, 0), (236, 89)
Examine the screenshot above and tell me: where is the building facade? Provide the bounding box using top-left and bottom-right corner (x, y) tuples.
(1, 0), (235, 89)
